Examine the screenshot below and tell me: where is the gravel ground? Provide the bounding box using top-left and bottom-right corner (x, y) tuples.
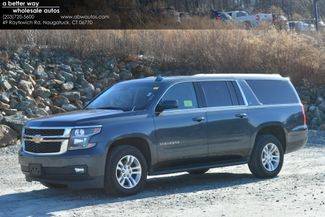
(0, 131), (324, 217)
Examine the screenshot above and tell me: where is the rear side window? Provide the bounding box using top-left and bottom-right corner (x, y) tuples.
(161, 82), (198, 110)
(200, 81), (233, 107)
(246, 80), (299, 105)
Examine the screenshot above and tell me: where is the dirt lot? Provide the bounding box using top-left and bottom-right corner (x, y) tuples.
(0, 131), (324, 217)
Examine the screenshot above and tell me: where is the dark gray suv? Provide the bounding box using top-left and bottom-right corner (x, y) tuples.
(19, 74), (308, 195)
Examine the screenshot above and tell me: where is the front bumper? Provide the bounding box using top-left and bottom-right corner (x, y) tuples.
(18, 147), (107, 189)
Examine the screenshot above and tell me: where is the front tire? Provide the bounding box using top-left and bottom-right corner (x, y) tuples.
(104, 145), (147, 196)
(248, 134), (284, 178)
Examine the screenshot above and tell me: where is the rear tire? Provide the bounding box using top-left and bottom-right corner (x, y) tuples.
(248, 134), (284, 178)
(188, 169), (209, 175)
(104, 145), (147, 196)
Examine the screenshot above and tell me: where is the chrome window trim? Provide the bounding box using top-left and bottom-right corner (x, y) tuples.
(159, 103), (301, 115)
(242, 79), (263, 105)
(235, 80), (248, 106)
(154, 79), (249, 113)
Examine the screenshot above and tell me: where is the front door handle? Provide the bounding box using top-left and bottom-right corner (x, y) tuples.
(193, 116), (205, 122)
(235, 113), (248, 119)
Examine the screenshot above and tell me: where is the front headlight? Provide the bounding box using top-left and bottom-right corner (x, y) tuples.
(68, 126), (102, 150)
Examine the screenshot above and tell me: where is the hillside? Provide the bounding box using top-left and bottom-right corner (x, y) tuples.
(0, 29), (324, 146)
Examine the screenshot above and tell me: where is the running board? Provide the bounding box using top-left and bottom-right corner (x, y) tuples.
(150, 159), (248, 176)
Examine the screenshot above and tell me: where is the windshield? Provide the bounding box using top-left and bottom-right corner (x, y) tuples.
(86, 82), (155, 111)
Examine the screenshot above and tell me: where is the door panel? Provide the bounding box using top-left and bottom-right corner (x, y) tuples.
(206, 108), (252, 157)
(153, 82), (208, 163)
(154, 109), (208, 162)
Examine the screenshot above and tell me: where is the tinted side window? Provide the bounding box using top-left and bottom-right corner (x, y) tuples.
(246, 80), (299, 105)
(201, 81), (233, 107)
(161, 83), (198, 110)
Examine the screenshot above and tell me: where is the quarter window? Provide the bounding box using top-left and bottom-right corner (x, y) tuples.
(201, 81), (233, 107)
(246, 80), (299, 105)
(160, 83), (198, 110)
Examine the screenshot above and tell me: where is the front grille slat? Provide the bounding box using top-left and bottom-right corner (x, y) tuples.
(24, 128), (65, 136)
(24, 141), (62, 153)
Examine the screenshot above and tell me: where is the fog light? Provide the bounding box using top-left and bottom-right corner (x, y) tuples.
(74, 167), (85, 174)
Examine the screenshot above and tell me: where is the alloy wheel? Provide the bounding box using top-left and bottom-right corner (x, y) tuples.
(261, 143), (280, 172)
(115, 155), (142, 189)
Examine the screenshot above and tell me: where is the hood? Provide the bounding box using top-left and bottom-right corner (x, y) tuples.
(26, 109), (127, 128)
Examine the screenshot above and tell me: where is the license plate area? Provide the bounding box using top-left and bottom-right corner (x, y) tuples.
(29, 164), (42, 177)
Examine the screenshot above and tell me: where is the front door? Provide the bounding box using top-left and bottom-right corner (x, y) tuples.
(153, 82), (208, 163)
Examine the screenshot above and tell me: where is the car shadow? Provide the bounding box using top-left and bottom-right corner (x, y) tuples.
(0, 172), (265, 216)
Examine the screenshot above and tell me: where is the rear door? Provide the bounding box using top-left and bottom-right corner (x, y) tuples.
(199, 80), (252, 159)
(153, 82), (208, 163)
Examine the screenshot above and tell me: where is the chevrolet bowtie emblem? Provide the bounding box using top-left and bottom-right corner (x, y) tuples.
(31, 135), (43, 144)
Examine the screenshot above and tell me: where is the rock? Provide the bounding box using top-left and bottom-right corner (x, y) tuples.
(59, 64), (72, 72)
(316, 97), (323, 105)
(79, 79), (95, 100)
(19, 80), (34, 95)
(0, 114), (3, 122)
(21, 62), (34, 73)
(16, 97), (36, 111)
(0, 92), (10, 103)
(59, 71), (74, 82)
(2, 113), (28, 134)
(34, 65), (48, 79)
(34, 86), (51, 98)
(320, 124), (325, 131)
(119, 69), (133, 80)
(106, 58), (117, 70)
(61, 91), (81, 101)
(3, 108), (18, 116)
(62, 82), (74, 91)
(33, 107), (49, 117)
(0, 125), (18, 147)
(74, 100), (83, 109)
(309, 105), (317, 112)
(0, 101), (10, 110)
(51, 105), (66, 114)
(53, 95), (70, 107)
(319, 101), (325, 112)
(62, 103), (77, 111)
(310, 117), (321, 129)
(0, 77), (12, 90)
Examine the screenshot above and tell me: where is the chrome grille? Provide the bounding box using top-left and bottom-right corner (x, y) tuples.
(22, 127), (71, 155)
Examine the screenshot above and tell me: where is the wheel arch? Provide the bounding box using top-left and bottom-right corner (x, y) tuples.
(106, 135), (153, 169)
(252, 123), (287, 154)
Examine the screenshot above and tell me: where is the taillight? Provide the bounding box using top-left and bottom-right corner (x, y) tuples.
(301, 104), (307, 125)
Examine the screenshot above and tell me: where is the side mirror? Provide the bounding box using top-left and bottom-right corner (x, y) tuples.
(156, 100), (178, 113)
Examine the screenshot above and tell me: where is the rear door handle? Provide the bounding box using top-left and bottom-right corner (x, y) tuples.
(193, 116), (205, 122)
(235, 113), (248, 119)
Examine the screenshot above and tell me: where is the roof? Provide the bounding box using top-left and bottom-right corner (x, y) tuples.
(119, 74), (287, 86)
